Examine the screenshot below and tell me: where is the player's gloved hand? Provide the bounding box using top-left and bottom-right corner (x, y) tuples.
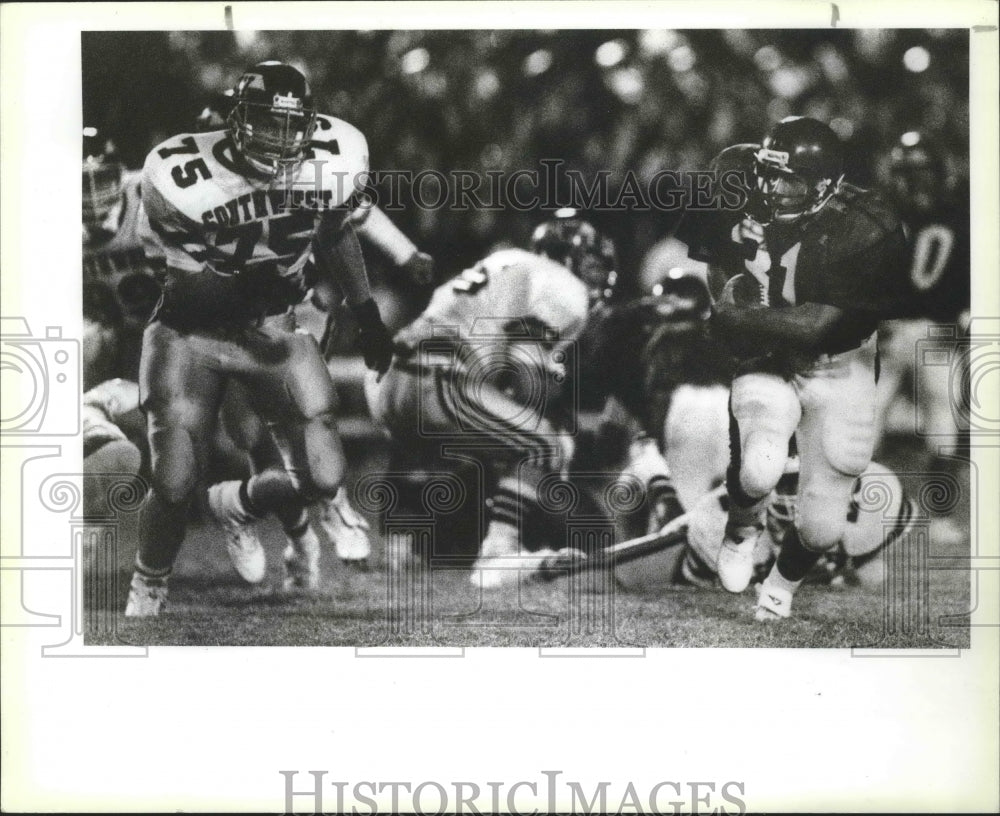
(734, 215), (766, 260)
(351, 298), (394, 378)
(400, 251), (435, 286)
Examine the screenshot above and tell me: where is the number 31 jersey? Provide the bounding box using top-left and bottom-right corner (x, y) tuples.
(139, 114), (368, 323)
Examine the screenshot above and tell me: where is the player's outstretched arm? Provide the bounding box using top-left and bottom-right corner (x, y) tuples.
(351, 203), (434, 285)
(712, 300), (855, 353)
(313, 212), (394, 375)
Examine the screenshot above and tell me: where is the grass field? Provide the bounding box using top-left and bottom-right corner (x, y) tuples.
(85, 428), (971, 648)
(85, 437), (972, 649)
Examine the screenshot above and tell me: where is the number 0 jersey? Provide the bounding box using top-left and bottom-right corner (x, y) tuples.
(394, 248), (590, 354)
(897, 185), (970, 322)
(139, 114), (368, 329)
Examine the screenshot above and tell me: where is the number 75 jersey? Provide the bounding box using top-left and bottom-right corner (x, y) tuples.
(139, 114), (368, 289)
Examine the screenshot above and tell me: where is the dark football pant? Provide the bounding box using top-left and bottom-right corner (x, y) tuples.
(136, 313), (343, 571)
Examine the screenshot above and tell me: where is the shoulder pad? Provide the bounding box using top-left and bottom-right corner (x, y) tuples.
(482, 247), (536, 270)
(814, 183), (903, 256)
(295, 115), (369, 208)
(142, 131), (225, 213)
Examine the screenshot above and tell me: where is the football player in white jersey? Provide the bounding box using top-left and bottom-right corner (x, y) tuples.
(213, 210), (433, 574)
(191, 79), (434, 573)
(365, 214), (605, 587)
(83, 127), (163, 388)
(125, 61), (394, 616)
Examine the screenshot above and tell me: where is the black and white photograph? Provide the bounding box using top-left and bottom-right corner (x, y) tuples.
(76, 24), (976, 648)
(2, 1), (997, 813)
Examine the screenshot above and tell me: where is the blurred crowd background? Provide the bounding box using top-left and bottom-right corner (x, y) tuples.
(83, 28), (969, 295)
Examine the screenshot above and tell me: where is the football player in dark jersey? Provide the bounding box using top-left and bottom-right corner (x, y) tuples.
(699, 117), (911, 620)
(575, 267), (735, 535)
(125, 62), (394, 616)
(875, 131), (971, 462)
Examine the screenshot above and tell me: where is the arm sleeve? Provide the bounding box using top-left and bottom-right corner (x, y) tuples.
(312, 214), (372, 307)
(350, 203), (418, 266)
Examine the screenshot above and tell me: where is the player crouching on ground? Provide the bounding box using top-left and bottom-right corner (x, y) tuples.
(612, 459), (919, 594)
(365, 212), (609, 588)
(705, 117), (911, 621)
(125, 62), (394, 617)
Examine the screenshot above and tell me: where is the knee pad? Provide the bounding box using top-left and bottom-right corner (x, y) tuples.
(296, 411), (345, 500)
(148, 426), (198, 505)
(284, 336), (339, 421)
(739, 433), (790, 498)
(822, 411), (876, 477)
(85, 438), (142, 478)
(731, 373), (800, 434)
(730, 374), (798, 498)
(795, 484), (851, 552)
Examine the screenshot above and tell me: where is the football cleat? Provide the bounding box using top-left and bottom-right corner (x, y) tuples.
(319, 488), (372, 565)
(208, 481), (267, 584)
(470, 520), (521, 589)
(124, 572), (169, 618)
(716, 523), (761, 593)
(754, 579), (794, 622)
(283, 525), (321, 590)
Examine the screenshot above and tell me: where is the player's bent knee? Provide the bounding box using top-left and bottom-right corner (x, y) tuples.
(831, 434), (874, 476)
(299, 413), (345, 500)
(823, 417), (876, 477)
(85, 439), (142, 478)
(296, 467), (343, 502)
(739, 434), (787, 498)
(148, 428), (199, 505)
(795, 491), (848, 552)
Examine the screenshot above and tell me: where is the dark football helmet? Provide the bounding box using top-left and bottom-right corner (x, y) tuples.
(754, 116), (844, 224)
(531, 209), (618, 305)
(227, 61), (317, 176)
(886, 130), (947, 217)
(82, 126), (124, 229)
(649, 268), (712, 332)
